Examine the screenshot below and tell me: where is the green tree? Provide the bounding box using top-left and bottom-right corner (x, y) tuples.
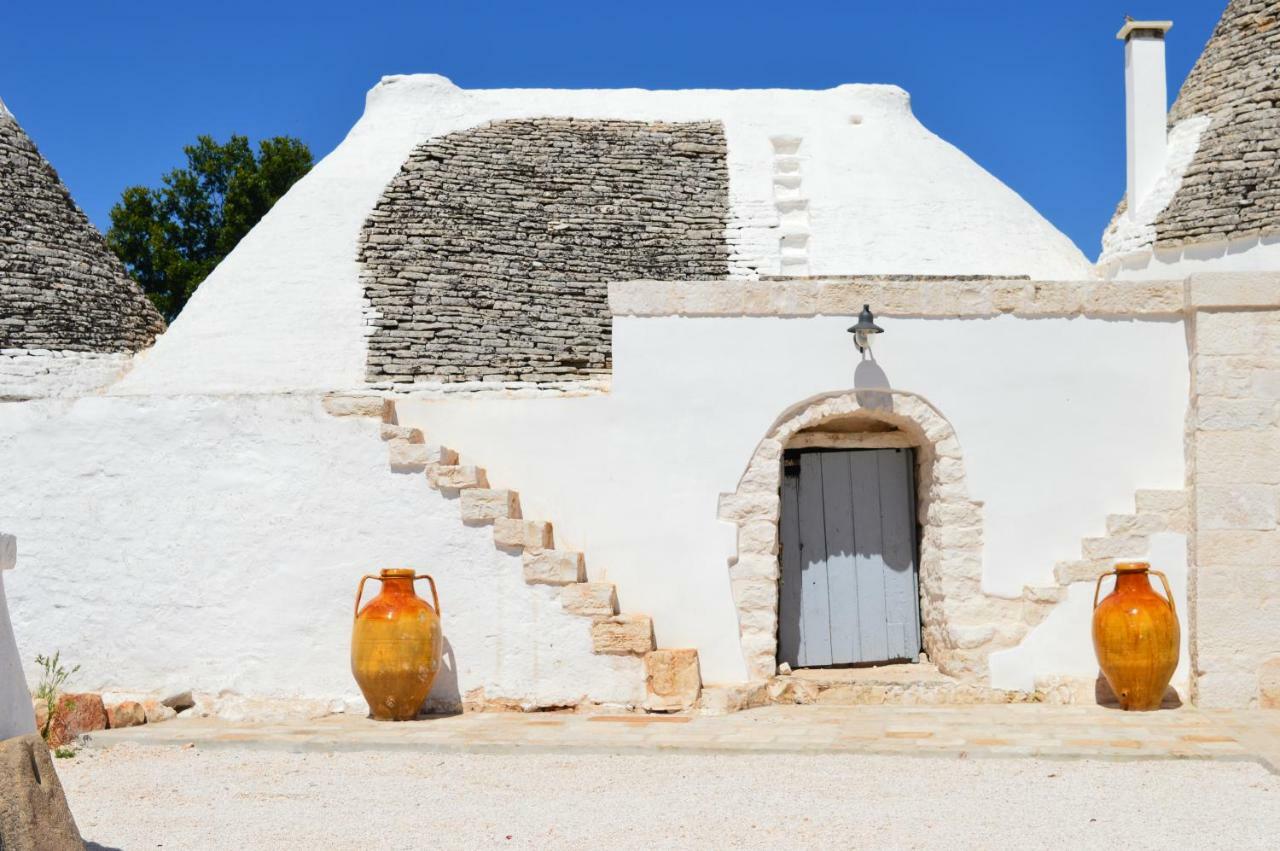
(107, 134), (313, 319)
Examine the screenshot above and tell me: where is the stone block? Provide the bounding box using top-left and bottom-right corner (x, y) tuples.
(1196, 484), (1278, 531)
(106, 700), (147, 729)
(1192, 432), (1280, 483)
(1081, 535), (1149, 560)
(560, 582), (617, 616)
(0, 734), (83, 850)
(1084, 281), (1183, 316)
(322, 394), (391, 419)
(428, 465), (488, 490)
(591, 615), (654, 655)
(45, 692), (107, 748)
(493, 518), (553, 550)
(1053, 560), (1113, 585)
(389, 442), (457, 473)
(697, 682), (769, 716)
(1195, 530), (1280, 567)
(643, 649), (702, 712)
(380, 424), (424, 443)
(1134, 490), (1187, 514)
(142, 700), (177, 724)
(1259, 657), (1280, 709)
(1195, 399), (1277, 431)
(460, 489), (520, 524)
(523, 550), (584, 585)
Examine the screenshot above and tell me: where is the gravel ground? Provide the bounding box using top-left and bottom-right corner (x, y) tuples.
(58, 745), (1280, 850)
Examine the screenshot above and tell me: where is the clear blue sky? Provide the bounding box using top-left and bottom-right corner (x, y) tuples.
(1, 1), (1222, 261)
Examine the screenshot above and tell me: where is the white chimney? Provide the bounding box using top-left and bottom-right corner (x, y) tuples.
(1117, 19), (1174, 217)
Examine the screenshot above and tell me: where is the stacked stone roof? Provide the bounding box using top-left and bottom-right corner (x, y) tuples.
(1150, 0), (1280, 248)
(0, 98), (164, 353)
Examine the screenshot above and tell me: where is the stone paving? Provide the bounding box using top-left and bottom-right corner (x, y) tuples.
(82, 704), (1280, 773)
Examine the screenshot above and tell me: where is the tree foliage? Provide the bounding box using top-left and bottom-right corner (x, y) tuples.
(107, 134), (313, 319)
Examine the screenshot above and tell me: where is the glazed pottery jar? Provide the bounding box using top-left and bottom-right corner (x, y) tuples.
(1091, 562), (1179, 711)
(351, 569), (443, 721)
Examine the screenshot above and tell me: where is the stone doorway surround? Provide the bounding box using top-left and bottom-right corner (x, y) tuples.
(717, 388), (1062, 683)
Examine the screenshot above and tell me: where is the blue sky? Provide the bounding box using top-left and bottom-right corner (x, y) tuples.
(1, 1), (1221, 260)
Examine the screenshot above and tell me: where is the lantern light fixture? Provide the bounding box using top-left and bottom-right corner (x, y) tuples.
(848, 304), (884, 353)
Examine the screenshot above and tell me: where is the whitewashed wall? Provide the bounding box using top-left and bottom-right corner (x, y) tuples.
(0, 396), (641, 709)
(1, 533), (37, 739)
(396, 314), (1189, 685)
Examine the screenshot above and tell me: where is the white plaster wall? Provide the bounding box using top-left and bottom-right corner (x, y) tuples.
(396, 314), (1189, 684)
(114, 74), (1093, 397)
(0, 350), (133, 400)
(0, 396), (641, 709)
(1105, 233), (1280, 280)
(989, 532), (1190, 697)
(1, 533), (37, 739)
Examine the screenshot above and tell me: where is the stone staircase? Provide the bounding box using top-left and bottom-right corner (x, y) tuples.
(1052, 490), (1188, 586)
(329, 395), (699, 712)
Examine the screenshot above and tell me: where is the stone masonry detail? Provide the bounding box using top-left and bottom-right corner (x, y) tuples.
(359, 118), (730, 385)
(1153, 0), (1280, 247)
(0, 106), (164, 352)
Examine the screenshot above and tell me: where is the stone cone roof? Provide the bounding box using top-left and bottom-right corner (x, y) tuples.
(1107, 0), (1280, 252)
(0, 96), (164, 353)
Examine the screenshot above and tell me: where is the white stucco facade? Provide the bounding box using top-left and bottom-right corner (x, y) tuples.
(1, 533), (37, 739)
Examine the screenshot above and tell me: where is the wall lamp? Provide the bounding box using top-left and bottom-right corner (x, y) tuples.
(848, 304), (884, 353)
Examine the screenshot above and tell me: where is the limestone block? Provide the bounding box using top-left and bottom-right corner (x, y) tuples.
(142, 700), (177, 724)
(1134, 489), (1187, 514)
(717, 491), (780, 524)
(1195, 310), (1274, 355)
(322, 395), (391, 419)
(643, 649), (702, 711)
(380, 424), (424, 443)
(1105, 513), (1170, 536)
(428, 465), (488, 490)
(1194, 432), (1280, 484)
(738, 520), (778, 555)
(523, 550), (584, 585)
(1054, 559), (1112, 585)
(1197, 484), (1278, 531)
(0, 734), (83, 850)
(1022, 585), (1066, 605)
(389, 442), (457, 473)
(1195, 530), (1280, 566)
(1187, 273), (1280, 309)
(697, 682), (769, 716)
(591, 615), (654, 655)
(106, 700), (147, 729)
(1081, 535), (1149, 560)
(1195, 399), (1278, 431)
(731, 577), (777, 611)
(728, 554), (780, 582)
(1015, 281), (1084, 316)
(1259, 657), (1280, 709)
(45, 692), (107, 748)
(1084, 281), (1183, 315)
(459, 489), (520, 524)
(493, 518), (553, 550)
(560, 583), (617, 616)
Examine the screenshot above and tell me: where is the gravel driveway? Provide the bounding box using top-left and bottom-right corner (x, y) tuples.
(58, 745), (1280, 849)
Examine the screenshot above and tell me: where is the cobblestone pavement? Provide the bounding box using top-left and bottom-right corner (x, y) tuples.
(84, 704), (1280, 772)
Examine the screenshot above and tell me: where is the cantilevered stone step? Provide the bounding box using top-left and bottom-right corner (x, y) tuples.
(561, 583), (618, 616)
(380, 424), (424, 443)
(493, 518), (554, 551)
(591, 615), (654, 655)
(389, 442), (457, 473)
(523, 550), (584, 585)
(460, 489), (521, 524)
(428, 465), (488, 490)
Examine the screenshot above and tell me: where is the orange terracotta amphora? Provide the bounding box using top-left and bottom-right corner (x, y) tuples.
(1091, 562), (1180, 711)
(351, 569), (443, 721)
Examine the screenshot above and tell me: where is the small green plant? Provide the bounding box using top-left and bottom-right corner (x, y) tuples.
(33, 651), (80, 743)
(53, 747), (77, 759)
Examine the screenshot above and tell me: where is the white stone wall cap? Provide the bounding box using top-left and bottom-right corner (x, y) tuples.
(1116, 20), (1173, 40)
(0, 534), (14, 571)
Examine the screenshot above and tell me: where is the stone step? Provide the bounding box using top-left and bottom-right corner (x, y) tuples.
(591, 615), (654, 655)
(1054, 559), (1113, 585)
(460, 489), (520, 524)
(766, 675), (1038, 706)
(1105, 513), (1167, 536)
(389, 442), (457, 473)
(523, 550), (585, 585)
(428, 465), (488, 490)
(560, 582), (618, 616)
(493, 518), (554, 551)
(380, 424), (423, 443)
(643, 649), (702, 712)
(1080, 535), (1148, 560)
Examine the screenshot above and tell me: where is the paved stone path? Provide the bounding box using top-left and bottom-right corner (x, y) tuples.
(85, 704), (1280, 772)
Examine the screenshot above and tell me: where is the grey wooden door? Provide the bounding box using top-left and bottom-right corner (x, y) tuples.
(778, 447), (921, 668)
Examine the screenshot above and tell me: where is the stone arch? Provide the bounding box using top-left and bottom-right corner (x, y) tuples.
(718, 388), (1038, 682)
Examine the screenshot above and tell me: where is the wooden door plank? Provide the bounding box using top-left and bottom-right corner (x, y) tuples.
(797, 452), (833, 666)
(878, 448), (922, 660)
(777, 467), (803, 669)
(821, 452), (860, 665)
(849, 450), (890, 662)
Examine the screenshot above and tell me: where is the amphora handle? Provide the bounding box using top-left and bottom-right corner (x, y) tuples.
(353, 574), (379, 619)
(1092, 569), (1116, 610)
(353, 573), (441, 618)
(416, 574), (441, 617)
(1092, 567), (1177, 618)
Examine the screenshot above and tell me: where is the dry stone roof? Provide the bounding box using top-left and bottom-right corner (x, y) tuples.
(0, 98), (164, 353)
(1141, 0), (1280, 249)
